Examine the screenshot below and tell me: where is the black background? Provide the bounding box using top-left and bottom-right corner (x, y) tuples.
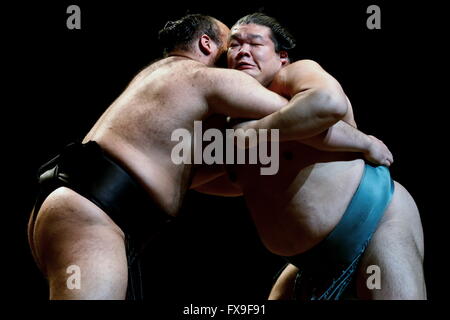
(4, 0), (445, 313)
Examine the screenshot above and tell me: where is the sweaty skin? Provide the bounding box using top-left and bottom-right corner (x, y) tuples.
(27, 20), (290, 299)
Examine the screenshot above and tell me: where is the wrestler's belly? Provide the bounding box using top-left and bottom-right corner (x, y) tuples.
(231, 141), (365, 256)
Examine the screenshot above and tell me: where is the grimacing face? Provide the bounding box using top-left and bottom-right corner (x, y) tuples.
(227, 23), (285, 86)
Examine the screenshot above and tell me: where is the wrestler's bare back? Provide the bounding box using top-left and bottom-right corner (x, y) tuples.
(80, 56), (288, 216)
(29, 57), (215, 276)
(83, 57), (214, 216)
(29, 56), (289, 275)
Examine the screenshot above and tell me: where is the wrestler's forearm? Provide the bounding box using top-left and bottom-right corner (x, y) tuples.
(299, 120), (371, 153)
(243, 88), (348, 141)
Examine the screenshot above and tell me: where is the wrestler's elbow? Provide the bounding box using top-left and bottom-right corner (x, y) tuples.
(311, 87), (348, 121)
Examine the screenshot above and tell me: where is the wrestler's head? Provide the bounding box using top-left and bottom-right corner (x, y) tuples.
(159, 14), (230, 67)
(227, 13), (296, 86)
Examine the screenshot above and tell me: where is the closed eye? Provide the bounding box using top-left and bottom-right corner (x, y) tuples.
(229, 41), (239, 48)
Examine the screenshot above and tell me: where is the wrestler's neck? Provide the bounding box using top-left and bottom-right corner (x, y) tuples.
(168, 50), (214, 66)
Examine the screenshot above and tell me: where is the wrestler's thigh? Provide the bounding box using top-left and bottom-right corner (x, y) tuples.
(32, 187), (128, 299)
(355, 181), (426, 299)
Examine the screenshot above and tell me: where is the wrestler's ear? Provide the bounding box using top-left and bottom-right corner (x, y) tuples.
(199, 34), (213, 55)
(279, 51), (289, 66)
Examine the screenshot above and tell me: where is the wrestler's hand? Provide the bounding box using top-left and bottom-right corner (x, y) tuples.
(363, 135), (394, 166)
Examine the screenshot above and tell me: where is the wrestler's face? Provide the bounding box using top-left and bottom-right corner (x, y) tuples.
(227, 23), (286, 86)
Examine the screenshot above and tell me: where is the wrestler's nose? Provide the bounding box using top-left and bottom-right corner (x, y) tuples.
(236, 44), (251, 58)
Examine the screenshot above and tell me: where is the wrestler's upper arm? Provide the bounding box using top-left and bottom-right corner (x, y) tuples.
(203, 68), (288, 119)
(279, 60), (355, 126)
(291, 61), (357, 127)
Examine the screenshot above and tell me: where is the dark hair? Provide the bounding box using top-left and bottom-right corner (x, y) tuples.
(233, 13), (296, 52)
(158, 14), (222, 56)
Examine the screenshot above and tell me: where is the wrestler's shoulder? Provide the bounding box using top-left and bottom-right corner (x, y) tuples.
(193, 66), (255, 84)
(281, 59), (324, 76)
(274, 59), (328, 89)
